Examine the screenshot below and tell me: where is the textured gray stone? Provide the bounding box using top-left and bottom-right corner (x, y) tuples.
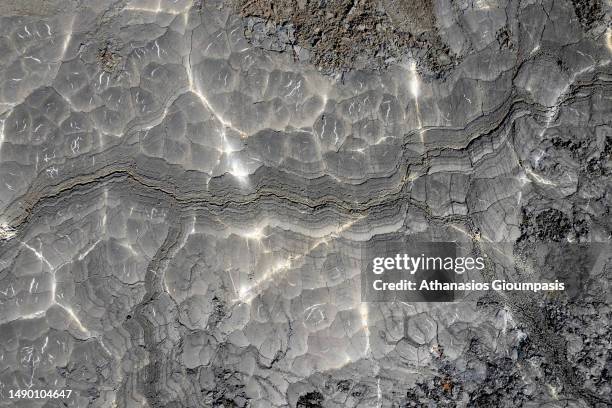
(0, 0), (610, 407)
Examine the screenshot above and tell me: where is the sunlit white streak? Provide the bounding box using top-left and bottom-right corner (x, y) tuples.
(21, 242), (53, 269)
(524, 168), (557, 186)
(0, 118), (5, 152)
(183, 32), (245, 138)
(189, 214), (196, 234)
(237, 258), (291, 303)
(499, 307), (515, 335)
(408, 61), (424, 143)
(78, 239), (101, 261)
(55, 303), (90, 334)
(41, 336), (49, 354)
(16, 311), (46, 320)
(98, 338), (113, 357)
(102, 188), (109, 231)
(0, 102), (15, 115)
(228, 153), (250, 182)
(409, 61), (420, 99)
(235, 216), (365, 303)
(58, 17), (74, 62)
(240, 227), (267, 241)
(360, 303), (371, 355)
(221, 215), (368, 242)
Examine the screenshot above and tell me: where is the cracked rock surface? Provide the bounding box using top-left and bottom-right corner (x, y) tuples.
(0, 0), (610, 407)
